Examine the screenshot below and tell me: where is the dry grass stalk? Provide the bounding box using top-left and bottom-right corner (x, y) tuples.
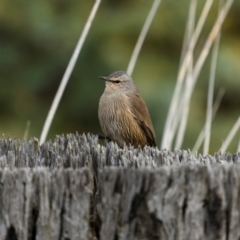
(162, 0), (233, 150)
(220, 116), (240, 153)
(127, 0), (162, 76)
(192, 88), (225, 153)
(40, 0), (101, 145)
(162, 0), (214, 149)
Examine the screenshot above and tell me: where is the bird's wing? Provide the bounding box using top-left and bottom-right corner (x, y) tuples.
(127, 92), (156, 147)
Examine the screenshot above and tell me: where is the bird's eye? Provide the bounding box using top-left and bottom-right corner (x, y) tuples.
(115, 80), (121, 83)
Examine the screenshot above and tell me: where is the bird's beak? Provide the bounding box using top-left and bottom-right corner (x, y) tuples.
(99, 76), (109, 81)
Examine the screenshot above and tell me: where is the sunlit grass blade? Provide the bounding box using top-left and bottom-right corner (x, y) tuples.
(174, 0), (196, 149)
(162, 0), (213, 149)
(174, 0), (233, 150)
(203, 0), (223, 155)
(39, 0), (101, 145)
(174, 61), (193, 150)
(179, 0), (198, 66)
(192, 88), (225, 153)
(23, 120), (31, 140)
(169, 0), (197, 150)
(192, 0), (234, 82)
(220, 116), (240, 153)
(237, 138), (240, 154)
(127, 0), (161, 76)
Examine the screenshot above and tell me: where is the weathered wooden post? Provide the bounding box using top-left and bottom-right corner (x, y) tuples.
(0, 133), (239, 239)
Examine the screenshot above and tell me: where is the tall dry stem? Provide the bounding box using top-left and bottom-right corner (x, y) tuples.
(203, 0), (223, 155)
(127, 0), (161, 76)
(40, 0), (101, 145)
(192, 88), (225, 153)
(220, 116), (240, 153)
(162, 0), (213, 149)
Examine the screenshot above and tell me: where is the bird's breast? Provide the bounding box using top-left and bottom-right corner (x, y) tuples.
(98, 94), (131, 136)
(98, 92), (148, 148)
(98, 94), (129, 124)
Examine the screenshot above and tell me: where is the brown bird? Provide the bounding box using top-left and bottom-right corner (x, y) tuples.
(98, 71), (156, 148)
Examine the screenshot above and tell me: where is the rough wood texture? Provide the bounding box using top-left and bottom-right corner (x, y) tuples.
(0, 168), (90, 240)
(96, 166), (236, 240)
(0, 133), (240, 239)
(0, 133), (239, 169)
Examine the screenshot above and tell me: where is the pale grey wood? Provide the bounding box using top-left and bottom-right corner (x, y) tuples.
(0, 134), (239, 169)
(227, 167), (240, 240)
(95, 165), (240, 240)
(0, 169), (30, 240)
(0, 168), (90, 240)
(0, 134), (240, 239)
(60, 169), (91, 240)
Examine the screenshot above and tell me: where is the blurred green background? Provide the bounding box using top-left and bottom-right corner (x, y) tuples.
(0, 0), (239, 153)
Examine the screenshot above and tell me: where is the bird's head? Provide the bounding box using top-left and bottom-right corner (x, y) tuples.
(99, 71), (136, 92)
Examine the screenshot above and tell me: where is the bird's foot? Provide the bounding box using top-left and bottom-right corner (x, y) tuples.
(98, 135), (111, 142)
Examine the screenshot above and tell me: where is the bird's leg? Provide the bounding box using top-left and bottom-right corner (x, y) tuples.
(98, 134), (111, 142)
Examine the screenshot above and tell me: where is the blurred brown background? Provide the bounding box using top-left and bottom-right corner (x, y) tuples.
(0, 0), (239, 153)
